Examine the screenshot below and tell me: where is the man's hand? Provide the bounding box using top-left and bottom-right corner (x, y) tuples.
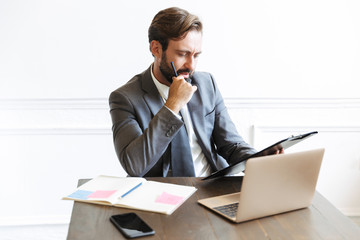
(275, 148), (285, 154)
(165, 76), (197, 114)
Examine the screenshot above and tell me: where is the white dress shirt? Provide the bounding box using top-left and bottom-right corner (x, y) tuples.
(151, 66), (212, 177)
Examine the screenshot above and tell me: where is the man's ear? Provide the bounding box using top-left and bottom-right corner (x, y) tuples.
(150, 40), (162, 59)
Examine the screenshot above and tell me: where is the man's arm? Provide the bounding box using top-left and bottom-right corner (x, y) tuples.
(109, 90), (183, 177)
(209, 75), (257, 165)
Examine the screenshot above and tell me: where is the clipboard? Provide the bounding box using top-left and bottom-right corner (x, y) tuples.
(202, 131), (318, 180)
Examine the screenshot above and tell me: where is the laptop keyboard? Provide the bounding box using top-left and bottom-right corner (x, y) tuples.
(214, 202), (239, 218)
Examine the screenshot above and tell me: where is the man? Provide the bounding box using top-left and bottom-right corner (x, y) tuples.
(109, 7), (257, 177)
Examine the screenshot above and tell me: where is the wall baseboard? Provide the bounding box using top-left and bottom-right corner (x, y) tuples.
(0, 215), (71, 226)
(2, 97), (360, 110)
(225, 97), (360, 109)
(0, 98), (108, 110)
(1, 97), (359, 136)
(338, 208), (360, 217)
(254, 125), (360, 133)
(0, 127), (111, 135)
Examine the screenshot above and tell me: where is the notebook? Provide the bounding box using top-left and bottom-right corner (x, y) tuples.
(198, 148), (325, 223)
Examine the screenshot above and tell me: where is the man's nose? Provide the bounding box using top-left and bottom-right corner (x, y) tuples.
(184, 56), (196, 71)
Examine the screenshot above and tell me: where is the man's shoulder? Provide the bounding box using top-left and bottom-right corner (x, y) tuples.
(192, 71), (218, 93)
(114, 74), (142, 93)
(193, 71), (213, 81)
(111, 67), (150, 95)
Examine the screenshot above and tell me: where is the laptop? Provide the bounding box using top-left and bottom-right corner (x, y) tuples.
(198, 148), (325, 223)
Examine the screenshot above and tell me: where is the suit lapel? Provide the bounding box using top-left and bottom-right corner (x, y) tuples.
(141, 66), (206, 141)
(141, 66), (164, 116)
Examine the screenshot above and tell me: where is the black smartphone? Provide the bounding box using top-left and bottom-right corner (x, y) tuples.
(110, 213), (155, 238)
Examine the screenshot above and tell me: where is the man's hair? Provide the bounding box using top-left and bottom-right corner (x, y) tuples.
(148, 7), (202, 51)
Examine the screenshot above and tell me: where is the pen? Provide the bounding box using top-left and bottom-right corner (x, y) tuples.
(170, 61), (191, 83)
(120, 182), (142, 198)
(170, 61), (178, 77)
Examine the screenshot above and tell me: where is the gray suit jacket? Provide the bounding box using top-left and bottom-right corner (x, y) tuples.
(109, 66), (256, 177)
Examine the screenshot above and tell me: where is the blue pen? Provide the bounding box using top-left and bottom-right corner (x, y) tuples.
(171, 61), (178, 77)
(170, 61), (191, 83)
(121, 182), (142, 198)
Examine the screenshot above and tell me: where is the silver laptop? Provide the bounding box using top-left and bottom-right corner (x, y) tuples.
(198, 148), (325, 223)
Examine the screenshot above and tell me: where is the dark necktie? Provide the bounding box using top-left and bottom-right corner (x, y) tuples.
(171, 112), (195, 177)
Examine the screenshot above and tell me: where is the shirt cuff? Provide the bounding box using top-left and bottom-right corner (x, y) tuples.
(164, 105), (182, 120)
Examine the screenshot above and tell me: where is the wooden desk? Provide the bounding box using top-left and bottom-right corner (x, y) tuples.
(67, 177), (360, 240)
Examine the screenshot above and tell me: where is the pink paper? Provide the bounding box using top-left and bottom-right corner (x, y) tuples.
(88, 190), (117, 199)
(155, 192), (184, 205)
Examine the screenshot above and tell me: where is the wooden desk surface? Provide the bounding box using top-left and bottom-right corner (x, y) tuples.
(67, 177), (360, 240)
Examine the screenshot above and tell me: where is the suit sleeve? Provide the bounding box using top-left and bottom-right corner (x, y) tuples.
(209, 74), (257, 165)
(109, 90), (183, 177)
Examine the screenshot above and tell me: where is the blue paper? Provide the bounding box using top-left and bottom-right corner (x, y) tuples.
(68, 190), (93, 200)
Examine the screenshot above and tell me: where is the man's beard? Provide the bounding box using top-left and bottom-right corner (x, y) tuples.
(159, 53), (193, 84)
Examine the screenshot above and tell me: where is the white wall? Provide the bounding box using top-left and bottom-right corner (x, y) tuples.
(1, 0), (359, 226)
